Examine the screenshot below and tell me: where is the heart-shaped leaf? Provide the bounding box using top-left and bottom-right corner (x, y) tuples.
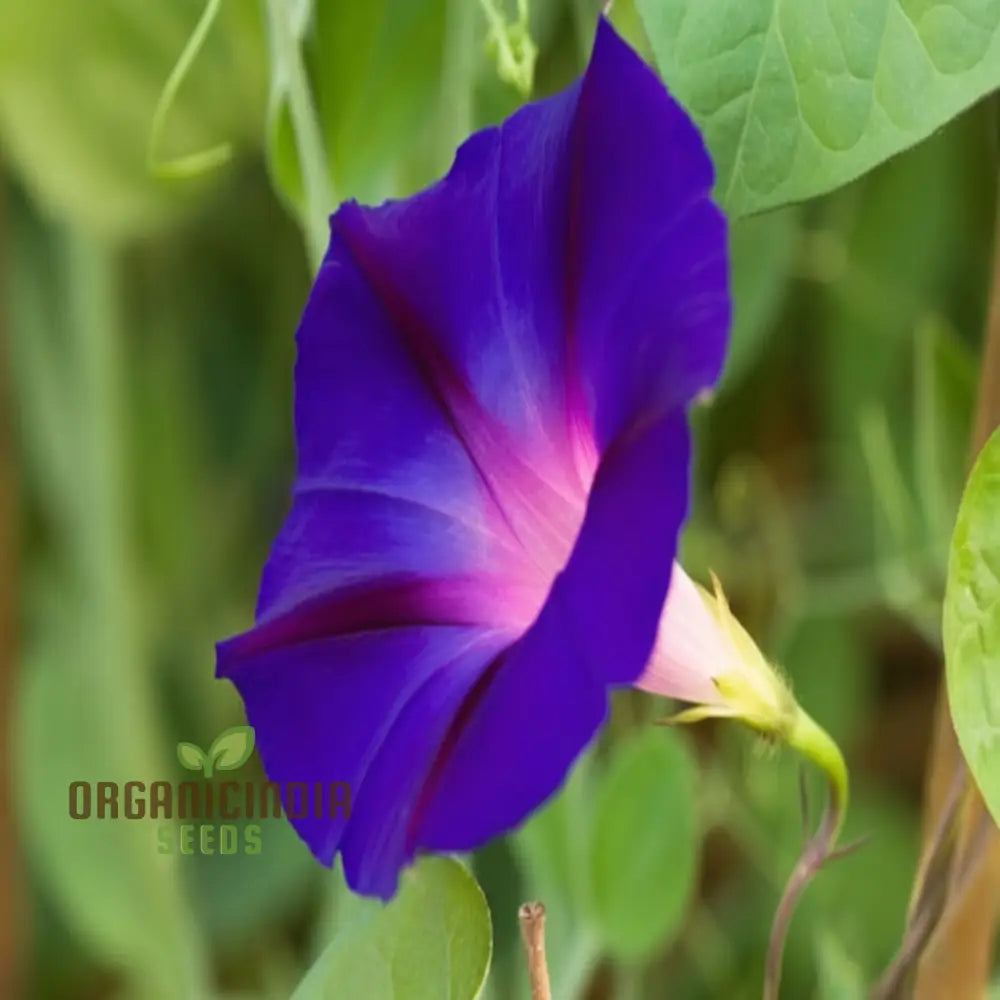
(208, 725), (256, 771)
(635, 0), (1000, 214)
(177, 741), (207, 772)
(292, 856), (492, 1000)
(944, 426), (1000, 827)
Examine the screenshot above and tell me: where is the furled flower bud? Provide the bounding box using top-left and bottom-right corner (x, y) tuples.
(638, 565), (847, 810)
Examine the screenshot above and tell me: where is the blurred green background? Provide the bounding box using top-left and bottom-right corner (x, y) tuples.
(3, 1), (998, 998)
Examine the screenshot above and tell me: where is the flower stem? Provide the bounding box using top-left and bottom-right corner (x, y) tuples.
(764, 707), (849, 1000)
(518, 902), (552, 1000)
(785, 706), (849, 835)
(265, 0), (335, 271)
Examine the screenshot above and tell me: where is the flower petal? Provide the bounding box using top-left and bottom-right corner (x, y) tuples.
(253, 223), (545, 633)
(328, 17), (726, 504)
(216, 625), (509, 898)
(637, 563), (731, 705)
(566, 20), (729, 446)
(413, 410), (691, 850)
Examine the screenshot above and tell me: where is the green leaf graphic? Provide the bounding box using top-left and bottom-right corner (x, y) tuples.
(944, 426), (1000, 828)
(177, 741), (207, 772)
(636, 0), (1000, 215)
(208, 725), (256, 772)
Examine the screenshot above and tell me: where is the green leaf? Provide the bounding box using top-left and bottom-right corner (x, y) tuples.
(513, 751), (592, 912)
(945, 425), (1000, 827)
(511, 754), (600, 997)
(814, 933), (866, 1000)
(186, 817), (319, 954)
(797, 793), (918, 974)
(208, 725), (256, 771)
(17, 608), (207, 999)
(721, 206), (798, 389)
(312, 0), (447, 201)
(0, 0), (265, 237)
(267, 0), (448, 220)
(587, 728), (698, 960)
(636, 0), (1000, 214)
(291, 856), (492, 1000)
(783, 618), (875, 750)
(914, 317), (976, 543)
(177, 741), (207, 771)
(13, 230), (207, 998)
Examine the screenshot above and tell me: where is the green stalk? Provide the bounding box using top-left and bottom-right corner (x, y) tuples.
(265, 0), (335, 271)
(440, 0), (478, 154)
(786, 706), (850, 839)
(147, 0), (233, 179)
(763, 706), (850, 1000)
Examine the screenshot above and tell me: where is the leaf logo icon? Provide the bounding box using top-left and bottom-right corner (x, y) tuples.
(177, 741), (208, 772)
(176, 726), (255, 778)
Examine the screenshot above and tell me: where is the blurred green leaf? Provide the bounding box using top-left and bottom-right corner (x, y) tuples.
(799, 794), (917, 976)
(514, 752), (592, 912)
(268, 0), (448, 222)
(636, 0), (1000, 213)
(13, 230), (207, 997)
(814, 933), (866, 1000)
(944, 425), (1000, 828)
(783, 618), (875, 751)
(739, 748), (917, 982)
(588, 728), (698, 961)
(291, 856), (492, 1000)
(913, 317), (976, 543)
(264, 0), (334, 266)
(17, 593), (206, 999)
(312, 0), (448, 200)
(471, 839), (524, 1000)
(0, 0), (265, 237)
(187, 816), (319, 956)
(511, 754), (600, 998)
(722, 207), (798, 390)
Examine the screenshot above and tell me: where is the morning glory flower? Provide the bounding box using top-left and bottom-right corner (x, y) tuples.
(217, 18), (730, 899)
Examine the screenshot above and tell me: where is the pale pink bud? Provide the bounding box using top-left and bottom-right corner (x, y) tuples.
(636, 564), (796, 733)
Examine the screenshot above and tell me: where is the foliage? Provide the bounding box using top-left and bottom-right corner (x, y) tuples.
(636, 0), (1000, 215)
(945, 427), (1000, 828)
(293, 858), (492, 1000)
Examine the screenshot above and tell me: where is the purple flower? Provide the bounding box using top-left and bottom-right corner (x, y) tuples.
(217, 18), (729, 899)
